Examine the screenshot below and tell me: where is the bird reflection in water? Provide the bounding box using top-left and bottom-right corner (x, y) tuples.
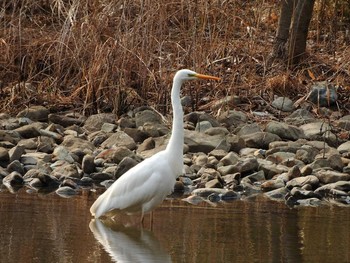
(89, 219), (172, 263)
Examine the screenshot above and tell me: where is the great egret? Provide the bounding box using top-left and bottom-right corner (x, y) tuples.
(90, 69), (220, 220)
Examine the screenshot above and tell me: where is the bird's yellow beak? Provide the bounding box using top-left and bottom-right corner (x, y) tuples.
(195, 73), (221, 81)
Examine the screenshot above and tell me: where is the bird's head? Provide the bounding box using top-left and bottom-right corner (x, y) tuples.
(175, 69), (220, 81)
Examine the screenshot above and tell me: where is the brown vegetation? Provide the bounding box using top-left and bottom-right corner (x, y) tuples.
(0, 0), (349, 116)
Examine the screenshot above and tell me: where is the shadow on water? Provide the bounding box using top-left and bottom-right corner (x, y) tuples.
(0, 188), (350, 263)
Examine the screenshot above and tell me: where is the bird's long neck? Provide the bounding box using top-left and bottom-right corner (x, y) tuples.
(165, 76), (184, 177)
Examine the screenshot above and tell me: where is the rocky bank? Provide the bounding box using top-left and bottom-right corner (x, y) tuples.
(1, 97), (350, 208)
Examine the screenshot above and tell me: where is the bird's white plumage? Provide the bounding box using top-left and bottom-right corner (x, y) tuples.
(90, 69), (219, 219)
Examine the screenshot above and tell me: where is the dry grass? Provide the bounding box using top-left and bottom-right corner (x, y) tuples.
(0, 0), (349, 116)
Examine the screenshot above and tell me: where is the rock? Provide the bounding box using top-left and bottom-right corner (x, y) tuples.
(8, 145), (25, 162)
(286, 175), (319, 190)
(272, 97), (294, 112)
(315, 181), (350, 196)
(234, 157), (259, 174)
(295, 198), (323, 207)
(266, 152), (296, 164)
(219, 152), (239, 166)
(55, 186), (77, 198)
(261, 179), (285, 191)
(0, 130), (20, 144)
(0, 147), (10, 162)
(209, 149), (228, 159)
(101, 123), (117, 133)
(51, 163), (80, 179)
(265, 121), (304, 141)
(48, 113), (84, 127)
(284, 109), (315, 126)
(82, 155), (95, 174)
(217, 165), (238, 176)
(184, 130), (225, 153)
(61, 135), (95, 153)
(3, 171), (24, 186)
(295, 146), (319, 164)
(16, 106), (49, 121)
(91, 172), (113, 181)
(182, 195), (206, 205)
(95, 147), (139, 164)
(241, 132), (281, 149)
(226, 134), (245, 153)
(300, 122), (337, 146)
(314, 169), (350, 184)
(192, 188), (232, 198)
(195, 121), (212, 133)
(101, 131), (136, 150)
(135, 110), (162, 127)
(204, 127), (229, 136)
(15, 123), (45, 138)
(83, 113), (117, 133)
(286, 165), (301, 180)
(205, 178), (223, 188)
(21, 152), (52, 165)
(257, 159), (289, 179)
(36, 136), (55, 153)
(307, 81), (338, 106)
(217, 110), (248, 128)
(53, 146), (75, 163)
(244, 170), (265, 182)
(264, 187), (288, 200)
(337, 141), (350, 154)
(290, 187), (321, 199)
(123, 128), (149, 143)
(18, 138), (37, 149)
(236, 123), (261, 136)
(60, 178), (78, 189)
(7, 160), (24, 175)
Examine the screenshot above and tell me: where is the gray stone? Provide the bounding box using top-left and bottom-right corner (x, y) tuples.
(51, 163), (80, 179)
(17, 106), (49, 121)
(307, 81), (338, 106)
(226, 134), (245, 153)
(295, 146), (319, 164)
(3, 171), (23, 186)
(53, 146), (75, 163)
(8, 145), (25, 162)
(55, 186), (77, 197)
(204, 127), (229, 136)
(101, 123), (117, 133)
(264, 187), (288, 200)
(14, 124), (41, 138)
(241, 132), (281, 149)
(100, 131), (136, 150)
(184, 130), (225, 153)
(272, 97), (294, 112)
(0, 147), (9, 162)
(48, 113), (84, 127)
(192, 188), (232, 198)
(195, 121), (212, 133)
(95, 147), (140, 164)
(265, 121), (304, 141)
(219, 152), (239, 166)
(7, 160), (24, 175)
(135, 110), (162, 127)
(261, 179), (285, 191)
(83, 113), (117, 133)
(61, 135), (95, 153)
(217, 110), (248, 128)
(286, 175), (319, 190)
(205, 178), (223, 188)
(237, 123), (262, 136)
(315, 181), (350, 196)
(337, 141), (350, 154)
(82, 155), (95, 174)
(314, 169), (350, 184)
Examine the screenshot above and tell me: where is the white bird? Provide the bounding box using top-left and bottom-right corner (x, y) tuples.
(90, 69), (220, 220)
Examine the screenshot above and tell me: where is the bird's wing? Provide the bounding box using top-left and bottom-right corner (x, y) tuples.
(91, 151), (174, 216)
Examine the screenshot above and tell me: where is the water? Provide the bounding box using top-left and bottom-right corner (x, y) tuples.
(0, 188), (350, 263)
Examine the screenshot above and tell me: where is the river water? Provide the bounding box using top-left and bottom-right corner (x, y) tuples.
(0, 188), (349, 263)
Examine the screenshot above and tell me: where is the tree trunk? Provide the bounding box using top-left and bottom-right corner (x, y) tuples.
(273, 0), (298, 59)
(288, 0), (316, 66)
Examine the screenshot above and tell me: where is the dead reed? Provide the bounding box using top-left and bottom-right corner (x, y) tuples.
(0, 0), (349, 116)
